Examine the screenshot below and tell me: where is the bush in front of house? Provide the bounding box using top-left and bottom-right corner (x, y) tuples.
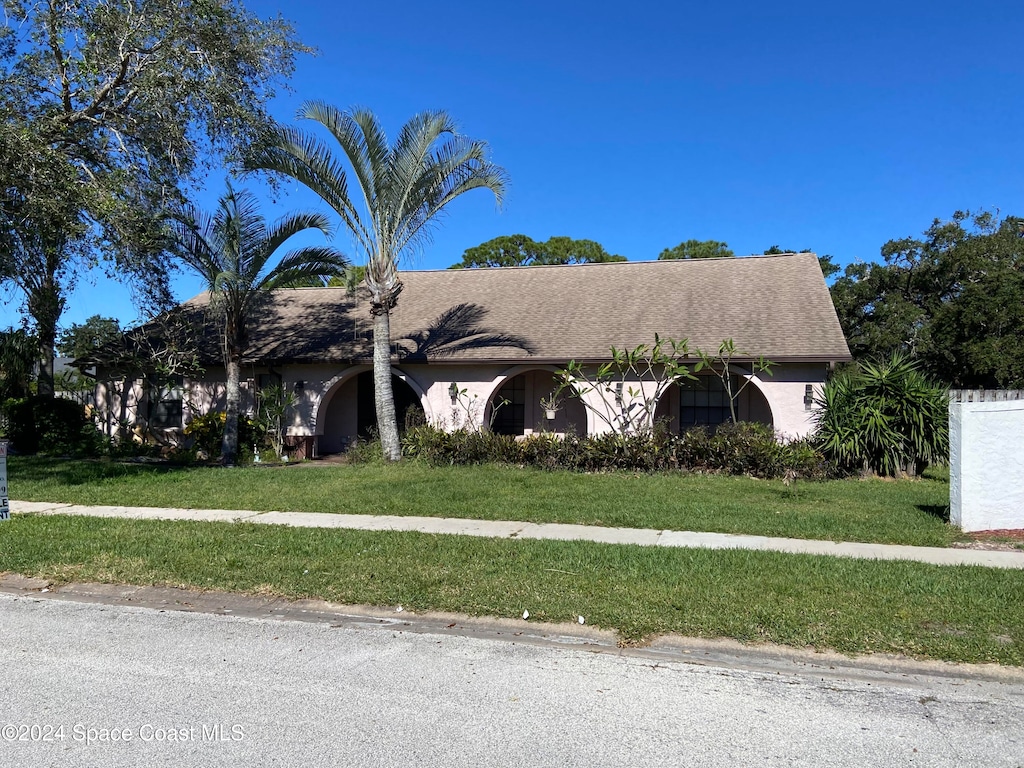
(813, 353), (948, 477)
(3, 395), (105, 456)
(400, 422), (835, 479)
(183, 411), (267, 459)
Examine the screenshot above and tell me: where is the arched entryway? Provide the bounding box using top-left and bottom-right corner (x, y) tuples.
(320, 372), (423, 453)
(486, 369), (587, 436)
(655, 373), (773, 433)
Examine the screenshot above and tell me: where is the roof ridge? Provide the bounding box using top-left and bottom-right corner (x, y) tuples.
(410, 252), (818, 274)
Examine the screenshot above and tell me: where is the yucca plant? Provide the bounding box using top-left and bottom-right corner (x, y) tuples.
(813, 353), (948, 476)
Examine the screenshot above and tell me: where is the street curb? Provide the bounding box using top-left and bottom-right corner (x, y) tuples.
(3, 575), (1022, 685)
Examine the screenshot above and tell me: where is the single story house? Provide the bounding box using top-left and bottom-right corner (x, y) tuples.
(93, 253), (851, 456)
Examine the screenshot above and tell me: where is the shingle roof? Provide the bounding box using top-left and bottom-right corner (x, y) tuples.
(184, 253), (851, 365)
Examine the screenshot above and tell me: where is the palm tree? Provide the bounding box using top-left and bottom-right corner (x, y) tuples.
(251, 103), (508, 461)
(170, 184), (349, 465)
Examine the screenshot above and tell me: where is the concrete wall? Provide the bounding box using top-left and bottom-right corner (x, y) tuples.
(949, 398), (1024, 532)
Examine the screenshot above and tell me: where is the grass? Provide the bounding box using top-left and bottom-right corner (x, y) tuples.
(8, 456), (956, 546)
(0, 514), (1019, 665)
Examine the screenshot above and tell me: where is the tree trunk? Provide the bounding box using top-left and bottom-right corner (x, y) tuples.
(221, 357), (241, 466)
(36, 334), (55, 397)
(31, 287), (60, 398)
(116, 375), (130, 444)
(373, 309), (401, 461)
(25, 253), (64, 398)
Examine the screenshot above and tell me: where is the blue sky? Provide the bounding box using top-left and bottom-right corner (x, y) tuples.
(3, 0), (1023, 332)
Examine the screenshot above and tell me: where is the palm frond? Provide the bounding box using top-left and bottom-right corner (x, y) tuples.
(262, 211), (334, 259)
(395, 132), (508, 253)
(303, 102), (388, 219)
(249, 103), (506, 318)
(171, 185), (343, 356)
(252, 126), (374, 253)
(258, 247), (350, 292)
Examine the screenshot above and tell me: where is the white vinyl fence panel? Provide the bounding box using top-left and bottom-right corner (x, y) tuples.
(949, 391), (1024, 532)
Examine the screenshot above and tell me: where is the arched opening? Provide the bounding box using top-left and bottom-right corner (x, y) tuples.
(487, 369), (587, 436)
(655, 373), (773, 433)
(320, 372), (422, 453)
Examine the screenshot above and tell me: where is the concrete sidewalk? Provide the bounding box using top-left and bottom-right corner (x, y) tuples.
(10, 499), (1024, 570)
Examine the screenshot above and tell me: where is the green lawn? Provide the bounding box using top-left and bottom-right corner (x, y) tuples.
(1, 514), (1019, 665)
(8, 457), (955, 546)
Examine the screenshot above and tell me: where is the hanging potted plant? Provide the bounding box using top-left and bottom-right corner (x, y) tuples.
(539, 393), (561, 421)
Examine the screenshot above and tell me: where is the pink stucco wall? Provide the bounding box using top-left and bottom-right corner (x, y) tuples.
(96, 361), (829, 454)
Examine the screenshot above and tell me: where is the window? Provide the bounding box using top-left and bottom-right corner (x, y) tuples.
(257, 373), (280, 391)
(147, 376), (183, 429)
(491, 376), (526, 435)
(679, 375), (734, 429)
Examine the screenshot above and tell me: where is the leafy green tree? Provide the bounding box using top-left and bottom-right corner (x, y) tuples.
(829, 260), (928, 362)
(0, 0), (310, 396)
(450, 235), (546, 268)
(693, 339), (774, 424)
(0, 124), (92, 395)
(830, 211), (1024, 387)
(763, 245), (811, 255)
(761, 246), (840, 280)
(0, 327), (36, 401)
(450, 235), (624, 268)
(815, 254), (841, 279)
(813, 353), (948, 477)
(256, 383), (298, 459)
(170, 185), (347, 465)
(542, 236), (625, 264)
(253, 103), (508, 461)
(658, 239), (735, 260)
(58, 316), (124, 361)
(327, 265), (367, 292)
(556, 336), (697, 439)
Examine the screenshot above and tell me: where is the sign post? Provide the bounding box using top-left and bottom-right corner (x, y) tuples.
(0, 440), (8, 521)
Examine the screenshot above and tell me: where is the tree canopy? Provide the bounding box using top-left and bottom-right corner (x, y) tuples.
(658, 239), (734, 260)
(830, 211), (1024, 388)
(0, 326), (36, 401)
(450, 235), (625, 268)
(760, 246), (839, 280)
(58, 316), (124, 361)
(0, 0), (310, 393)
(763, 245), (812, 255)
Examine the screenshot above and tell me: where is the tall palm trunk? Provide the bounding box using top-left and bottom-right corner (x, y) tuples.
(222, 357), (241, 466)
(372, 309), (401, 461)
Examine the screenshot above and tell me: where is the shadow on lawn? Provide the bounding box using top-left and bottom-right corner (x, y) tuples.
(8, 457), (206, 487)
(917, 504), (951, 523)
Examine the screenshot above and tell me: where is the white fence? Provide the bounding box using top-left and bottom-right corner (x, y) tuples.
(949, 389), (1024, 403)
(949, 391), (1024, 532)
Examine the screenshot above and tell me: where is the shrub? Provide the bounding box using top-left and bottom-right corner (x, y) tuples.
(183, 411), (267, 459)
(401, 423), (835, 479)
(343, 429), (401, 465)
(3, 395), (105, 456)
(813, 353), (948, 477)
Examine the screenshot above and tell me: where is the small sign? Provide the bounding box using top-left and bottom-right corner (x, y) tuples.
(0, 440), (8, 521)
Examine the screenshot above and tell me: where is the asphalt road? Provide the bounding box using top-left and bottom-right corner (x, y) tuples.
(1, 589), (1022, 768)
